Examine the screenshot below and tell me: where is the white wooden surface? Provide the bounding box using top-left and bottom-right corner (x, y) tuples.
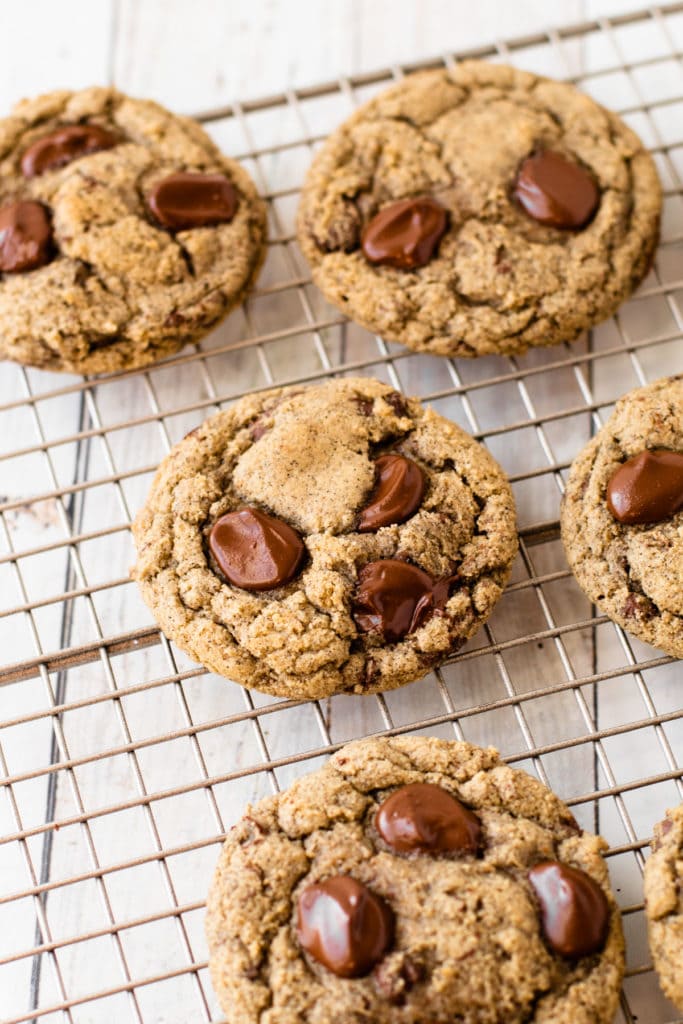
(0, 1), (681, 1022)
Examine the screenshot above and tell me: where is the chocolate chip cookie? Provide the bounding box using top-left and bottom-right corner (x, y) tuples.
(206, 735), (625, 1024)
(644, 803), (683, 1011)
(131, 377), (517, 698)
(0, 86), (266, 373)
(560, 375), (683, 658)
(297, 61), (661, 358)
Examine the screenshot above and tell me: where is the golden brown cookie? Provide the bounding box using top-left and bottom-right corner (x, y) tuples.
(131, 377), (517, 698)
(644, 803), (683, 1011)
(297, 61), (661, 358)
(0, 87), (266, 373)
(206, 735), (625, 1024)
(560, 375), (683, 658)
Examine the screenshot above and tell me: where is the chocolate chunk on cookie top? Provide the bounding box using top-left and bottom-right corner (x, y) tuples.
(21, 123), (120, 177)
(606, 449), (683, 525)
(512, 150), (599, 229)
(375, 782), (482, 855)
(297, 876), (395, 977)
(0, 86), (266, 373)
(146, 171), (238, 229)
(209, 507), (305, 591)
(528, 861), (610, 958)
(206, 736), (624, 1024)
(644, 803), (683, 1011)
(561, 376), (683, 659)
(132, 377), (517, 699)
(297, 61), (661, 358)
(0, 200), (53, 272)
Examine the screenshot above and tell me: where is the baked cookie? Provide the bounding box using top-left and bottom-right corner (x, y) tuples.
(132, 377), (517, 698)
(560, 375), (683, 658)
(0, 86), (266, 373)
(644, 803), (683, 1011)
(206, 735), (625, 1024)
(297, 61), (661, 358)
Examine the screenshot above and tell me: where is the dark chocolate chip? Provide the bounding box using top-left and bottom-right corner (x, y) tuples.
(361, 197), (448, 269)
(376, 783), (482, 855)
(147, 172), (238, 230)
(386, 392), (409, 417)
(297, 875), (394, 978)
(358, 454), (425, 532)
(353, 559), (453, 643)
(209, 507), (304, 591)
(622, 593), (657, 621)
(513, 150), (599, 229)
(528, 861), (609, 958)
(606, 449), (683, 525)
(374, 953), (424, 1004)
(0, 200), (53, 273)
(21, 124), (120, 178)
(355, 396), (374, 417)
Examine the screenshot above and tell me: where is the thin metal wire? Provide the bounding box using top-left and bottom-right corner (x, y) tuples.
(1, 5), (682, 1023)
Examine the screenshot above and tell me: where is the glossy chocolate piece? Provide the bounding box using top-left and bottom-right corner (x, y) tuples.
(147, 171), (238, 230)
(528, 861), (609, 958)
(376, 783), (482, 855)
(209, 507), (304, 591)
(0, 200), (53, 273)
(361, 197), (448, 269)
(297, 875), (394, 977)
(513, 150), (599, 229)
(353, 559), (452, 643)
(358, 453), (425, 532)
(21, 124), (119, 178)
(606, 449), (683, 525)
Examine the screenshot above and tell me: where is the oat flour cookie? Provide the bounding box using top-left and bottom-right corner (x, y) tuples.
(297, 61), (661, 358)
(0, 86), (266, 373)
(206, 735), (625, 1024)
(644, 803), (683, 1011)
(132, 377), (517, 698)
(561, 375), (683, 658)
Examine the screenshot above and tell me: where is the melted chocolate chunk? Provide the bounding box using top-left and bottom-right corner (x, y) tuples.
(513, 150), (599, 229)
(361, 197), (448, 269)
(147, 172), (238, 230)
(528, 861), (609, 958)
(385, 392), (409, 417)
(209, 507), (304, 591)
(21, 124), (120, 177)
(0, 200), (53, 273)
(376, 783), (482, 855)
(606, 449), (683, 525)
(358, 454), (425, 532)
(297, 875), (394, 977)
(353, 559), (453, 643)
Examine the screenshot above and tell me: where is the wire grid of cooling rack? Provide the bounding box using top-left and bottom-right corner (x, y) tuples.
(0, 5), (682, 1023)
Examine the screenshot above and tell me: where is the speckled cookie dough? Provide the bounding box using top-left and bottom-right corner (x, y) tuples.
(131, 377), (518, 699)
(297, 61), (661, 358)
(0, 86), (266, 373)
(560, 375), (683, 659)
(206, 735), (625, 1024)
(644, 803), (683, 1011)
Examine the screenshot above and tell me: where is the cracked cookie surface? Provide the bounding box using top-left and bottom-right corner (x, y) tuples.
(560, 375), (683, 658)
(206, 735), (624, 1024)
(644, 803), (683, 1011)
(0, 87), (266, 373)
(131, 377), (517, 698)
(297, 61), (661, 358)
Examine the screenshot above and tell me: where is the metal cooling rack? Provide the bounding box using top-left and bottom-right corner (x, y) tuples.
(1, 5), (682, 1022)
